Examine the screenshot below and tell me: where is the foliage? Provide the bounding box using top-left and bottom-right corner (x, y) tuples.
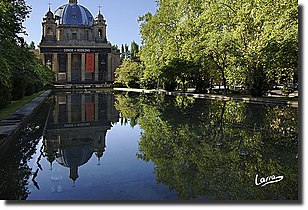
(115, 59), (142, 88)
(138, 0), (298, 96)
(131, 41), (140, 60)
(29, 41), (35, 49)
(0, 0), (54, 108)
(111, 44), (119, 51)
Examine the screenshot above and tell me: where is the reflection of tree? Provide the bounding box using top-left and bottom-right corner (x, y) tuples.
(114, 93), (142, 128)
(0, 99), (53, 200)
(115, 93), (298, 200)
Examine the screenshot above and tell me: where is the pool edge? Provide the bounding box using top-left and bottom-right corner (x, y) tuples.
(0, 90), (52, 156)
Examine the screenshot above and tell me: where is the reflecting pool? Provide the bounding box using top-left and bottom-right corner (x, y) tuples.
(0, 91), (299, 201)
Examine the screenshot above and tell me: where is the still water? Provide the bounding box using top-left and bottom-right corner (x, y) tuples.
(0, 91), (299, 201)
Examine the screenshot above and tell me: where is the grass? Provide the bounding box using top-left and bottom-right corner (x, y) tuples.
(0, 91), (45, 121)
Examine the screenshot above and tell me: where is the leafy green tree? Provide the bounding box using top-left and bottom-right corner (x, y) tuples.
(125, 44), (130, 59)
(231, 0), (298, 95)
(28, 41), (35, 49)
(111, 44), (119, 51)
(137, 0), (298, 96)
(0, 0), (54, 107)
(131, 41), (139, 60)
(121, 44), (125, 60)
(115, 59), (142, 88)
(0, 0), (31, 106)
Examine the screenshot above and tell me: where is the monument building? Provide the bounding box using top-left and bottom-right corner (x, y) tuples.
(39, 0), (120, 84)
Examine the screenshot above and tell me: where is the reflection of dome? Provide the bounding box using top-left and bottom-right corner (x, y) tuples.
(55, 2), (94, 26)
(56, 147), (93, 168)
(56, 146), (94, 182)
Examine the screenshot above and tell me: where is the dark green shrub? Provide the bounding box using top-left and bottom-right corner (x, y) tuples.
(0, 84), (12, 109)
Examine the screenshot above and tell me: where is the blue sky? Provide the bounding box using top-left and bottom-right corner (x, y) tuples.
(23, 0), (157, 48)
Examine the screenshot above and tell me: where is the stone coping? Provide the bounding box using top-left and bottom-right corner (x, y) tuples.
(0, 90), (52, 152)
(113, 88), (298, 108)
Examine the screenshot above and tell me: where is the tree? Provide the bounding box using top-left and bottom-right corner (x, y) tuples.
(231, 0), (298, 96)
(111, 44), (119, 51)
(28, 41), (35, 49)
(138, 0), (298, 96)
(0, 0), (54, 108)
(115, 59), (142, 88)
(121, 44), (125, 60)
(131, 41), (139, 60)
(0, 0), (31, 107)
(125, 44), (130, 59)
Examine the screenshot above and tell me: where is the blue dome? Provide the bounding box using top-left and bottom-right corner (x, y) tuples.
(55, 3), (94, 26)
(56, 146), (93, 168)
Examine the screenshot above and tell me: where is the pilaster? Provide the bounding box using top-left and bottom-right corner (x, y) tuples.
(95, 53), (99, 81)
(81, 53), (86, 82)
(67, 53), (72, 82)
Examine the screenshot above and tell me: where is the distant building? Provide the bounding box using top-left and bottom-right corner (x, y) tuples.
(39, 0), (120, 84)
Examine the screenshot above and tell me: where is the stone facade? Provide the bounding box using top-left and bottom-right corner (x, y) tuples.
(39, 0), (120, 84)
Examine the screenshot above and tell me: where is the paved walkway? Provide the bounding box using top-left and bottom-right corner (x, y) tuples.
(114, 88), (298, 108)
(0, 90), (52, 152)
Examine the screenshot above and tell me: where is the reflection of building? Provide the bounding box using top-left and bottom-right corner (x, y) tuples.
(39, 0), (120, 84)
(43, 93), (119, 183)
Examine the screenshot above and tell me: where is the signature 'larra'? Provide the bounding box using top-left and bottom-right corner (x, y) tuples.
(255, 174), (284, 187)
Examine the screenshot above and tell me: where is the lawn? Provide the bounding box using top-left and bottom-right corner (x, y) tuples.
(0, 91), (45, 121)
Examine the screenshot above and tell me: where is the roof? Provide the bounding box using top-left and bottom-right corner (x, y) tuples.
(55, 3), (94, 26)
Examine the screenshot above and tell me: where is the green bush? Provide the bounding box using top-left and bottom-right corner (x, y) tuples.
(25, 83), (35, 96)
(0, 84), (12, 109)
(11, 76), (26, 100)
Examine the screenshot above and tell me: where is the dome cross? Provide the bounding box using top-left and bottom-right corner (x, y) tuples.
(48, 0), (52, 11)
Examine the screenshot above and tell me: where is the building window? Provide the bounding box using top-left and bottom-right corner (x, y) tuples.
(47, 27), (53, 35)
(72, 33), (77, 40)
(98, 29), (102, 37)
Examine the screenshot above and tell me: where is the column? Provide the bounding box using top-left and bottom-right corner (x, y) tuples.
(95, 53), (99, 82)
(107, 53), (112, 82)
(95, 94), (99, 121)
(81, 53), (86, 82)
(53, 96), (59, 124)
(52, 53), (58, 81)
(67, 95), (72, 123)
(67, 53), (72, 82)
(81, 94), (86, 121)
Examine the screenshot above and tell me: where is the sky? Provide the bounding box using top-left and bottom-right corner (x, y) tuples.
(23, 0), (157, 48)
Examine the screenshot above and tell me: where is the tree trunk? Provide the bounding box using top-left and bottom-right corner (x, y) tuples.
(221, 69), (227, 94)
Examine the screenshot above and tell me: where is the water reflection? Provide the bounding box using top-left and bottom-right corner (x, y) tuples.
(0, 100), (52, 200)
(115, 92), (299, 200)
(44, 92), (119, 183)
(0, 91), (299, 200)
